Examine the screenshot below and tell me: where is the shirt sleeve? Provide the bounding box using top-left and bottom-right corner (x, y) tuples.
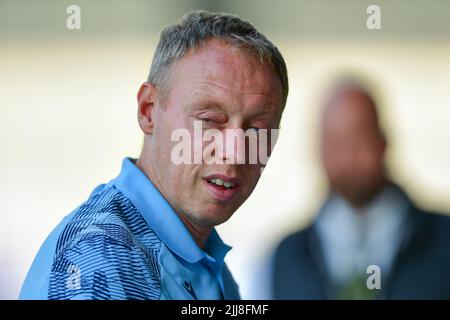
(47, 224), (161, 300)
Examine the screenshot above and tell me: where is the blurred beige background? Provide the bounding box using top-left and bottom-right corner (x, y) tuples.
(1, 0), (450, 299)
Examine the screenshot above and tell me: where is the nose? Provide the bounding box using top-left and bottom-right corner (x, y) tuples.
(223, 127), (248, 165)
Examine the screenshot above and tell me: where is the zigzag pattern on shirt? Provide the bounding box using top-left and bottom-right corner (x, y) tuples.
(48, 186), (162, 300)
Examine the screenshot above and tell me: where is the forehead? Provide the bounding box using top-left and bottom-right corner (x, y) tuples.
(323, 90), (378, 131)
(166, 39), (283, 113)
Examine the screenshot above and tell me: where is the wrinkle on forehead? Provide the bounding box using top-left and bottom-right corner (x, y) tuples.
(196, 80), (280, 99)
(170, 39), (282, 102)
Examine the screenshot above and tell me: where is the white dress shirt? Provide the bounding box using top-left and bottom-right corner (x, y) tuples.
(315, 184), (410, 287)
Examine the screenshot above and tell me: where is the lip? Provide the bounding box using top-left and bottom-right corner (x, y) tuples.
(203, 174), (241, 202)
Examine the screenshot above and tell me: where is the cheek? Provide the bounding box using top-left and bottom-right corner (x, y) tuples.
(323, 153), (343, 176)
(156, 113), (189, 159)
(166, 166), (199, 208)
(359, 150), (383, 173)
(243, 165), (262, 191)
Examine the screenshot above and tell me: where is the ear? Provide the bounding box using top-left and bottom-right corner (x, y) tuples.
(137, 82), (158, 135)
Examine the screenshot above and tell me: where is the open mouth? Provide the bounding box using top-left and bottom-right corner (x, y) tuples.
(207, 177), (236, 189)
(203, 174), (241, 201)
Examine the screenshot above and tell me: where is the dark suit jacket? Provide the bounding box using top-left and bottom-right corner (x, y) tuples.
(272, 193), (450, 299)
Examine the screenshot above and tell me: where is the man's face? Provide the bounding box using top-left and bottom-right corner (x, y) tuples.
(144, 39), (283, 228)
(321, 90), (386, 207)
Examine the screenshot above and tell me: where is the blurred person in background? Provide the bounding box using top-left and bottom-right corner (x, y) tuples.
(19, 10), (288, 300)
(271, 78), (450, 299)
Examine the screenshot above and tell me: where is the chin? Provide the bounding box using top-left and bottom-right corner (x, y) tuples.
(193, 215), (231, 228)
(194, 208), (234, 227)
(344, 187), (378, 207)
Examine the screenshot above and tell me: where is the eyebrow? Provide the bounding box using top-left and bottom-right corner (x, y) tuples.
(188, 97), (277, 119)
(185, 87), (280, 123)
(186, 98), (227, 115)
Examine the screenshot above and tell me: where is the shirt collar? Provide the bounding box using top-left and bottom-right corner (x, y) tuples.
(113, 157), (231, 266)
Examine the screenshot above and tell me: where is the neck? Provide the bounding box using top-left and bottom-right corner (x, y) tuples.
(345, 179), (388, 210)
(177, 213), (213, 249)
(135, 152), (211, 250)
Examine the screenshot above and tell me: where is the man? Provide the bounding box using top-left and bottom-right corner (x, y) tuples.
(20, 11), (288, 300)
(272, 79), (450, 299)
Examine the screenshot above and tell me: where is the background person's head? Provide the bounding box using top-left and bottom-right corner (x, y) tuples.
(320, 79), (386, 208)
(136, 11), (288, 240)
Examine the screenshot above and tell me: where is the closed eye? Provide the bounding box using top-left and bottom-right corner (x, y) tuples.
(199, 117), (219, 125)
